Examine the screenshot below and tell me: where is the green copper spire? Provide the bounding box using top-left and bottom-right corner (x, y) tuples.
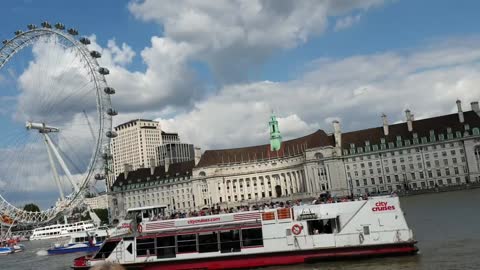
(269, 112), (282, 151)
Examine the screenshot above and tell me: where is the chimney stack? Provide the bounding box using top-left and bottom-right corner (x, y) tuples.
(149, 158), (156, 175)
(124, 163), (131, 179)
(382, 114), (389, 136)
(456, 100), (464, 123)
(194, 147), (202, 166)
(471, 101), (480, 115)
(405, 109), (413, 132)
(332, 120), (342, 154)
(164, 155), (170, 173)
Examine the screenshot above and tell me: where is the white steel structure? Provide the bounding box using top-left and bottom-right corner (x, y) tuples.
(0, 22), (117, 225)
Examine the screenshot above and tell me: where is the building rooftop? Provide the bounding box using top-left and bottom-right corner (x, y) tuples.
(115, 119), (158, 130)
(341, 111), (480, 149)
(112, 160), (195, 188)
(197, 110), (480, 167)
(196, 130), (335, 167)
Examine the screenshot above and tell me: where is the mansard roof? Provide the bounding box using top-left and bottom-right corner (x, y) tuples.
(112, 160), (195, 188)
(341, 111), (480, 150)
(196, 130), (335, 167)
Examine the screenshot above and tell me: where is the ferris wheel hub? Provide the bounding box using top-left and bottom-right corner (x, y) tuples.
(25, 121), (60, 133)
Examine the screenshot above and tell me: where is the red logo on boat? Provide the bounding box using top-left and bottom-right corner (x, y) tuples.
(188, 217), (221, 225)
(372, 201), (395, 212)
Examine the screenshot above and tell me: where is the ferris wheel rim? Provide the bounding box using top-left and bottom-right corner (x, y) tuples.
(0, 24), (115, 225)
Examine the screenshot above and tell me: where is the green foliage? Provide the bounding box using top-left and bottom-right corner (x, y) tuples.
(23, 203), (40, 212)
(93, 208), (109, 224)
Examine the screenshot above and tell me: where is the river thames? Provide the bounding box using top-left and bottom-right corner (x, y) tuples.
(2, 188), (479, 270)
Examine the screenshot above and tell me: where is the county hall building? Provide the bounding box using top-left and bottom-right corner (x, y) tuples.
(109, 100), (480, 220)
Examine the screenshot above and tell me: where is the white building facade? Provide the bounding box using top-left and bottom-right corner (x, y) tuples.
(84, 194), (109, 209)
(110, 100), (480, 219)
(110, 119), (163, 180)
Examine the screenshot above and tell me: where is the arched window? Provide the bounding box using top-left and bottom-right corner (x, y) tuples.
(315, 152), (324, 159)
(199, 171), (206, 177)
(473, 127), (480, 135)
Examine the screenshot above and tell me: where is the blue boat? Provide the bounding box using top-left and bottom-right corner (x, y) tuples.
(47, 229), (108, 255)
(0, 246), (14, 255)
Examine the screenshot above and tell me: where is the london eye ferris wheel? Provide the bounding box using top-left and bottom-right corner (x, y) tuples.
(0, 22), (118, 225)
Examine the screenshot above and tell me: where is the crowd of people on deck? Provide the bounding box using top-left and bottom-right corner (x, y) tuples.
(147, 191), (396, 221)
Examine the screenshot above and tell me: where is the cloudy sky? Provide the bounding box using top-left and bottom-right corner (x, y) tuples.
(2, 0), (480, 151)
(0, 0), (480, 209)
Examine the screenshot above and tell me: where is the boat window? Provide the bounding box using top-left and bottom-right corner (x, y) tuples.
(198, 232), (218, 253)
(137, 238), (156, 256)
(94, 240), (120, 259)
(177, 234), (197, 253)
(220, 230), (240, 253)
(241, 228), (263, 247)
(307, 218), (338, 235)
(363, 226), (370, 235)
(156, 236), (176, 259)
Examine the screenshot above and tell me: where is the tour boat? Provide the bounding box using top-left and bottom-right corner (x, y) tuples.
(72, 196), (418, 269)
(48, 229), (109, 255)
(31, 221), (96, 241)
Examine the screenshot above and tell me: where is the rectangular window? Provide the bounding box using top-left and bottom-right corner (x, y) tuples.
(156, 236), (176, 259)
(242, 228), (263, 247)
(177, 234), (197, 253)
(137, 237), (156, 256)
(220, 230), (241, 253)
(198, 232), (219, 253)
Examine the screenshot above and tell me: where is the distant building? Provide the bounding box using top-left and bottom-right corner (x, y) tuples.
(161, 131), (180, 144)
(157, 143), (195, 166)
(110, 119), (163, 179)
(110, 100), (480, 218)
(84, 194), (109, 209)
(110, 160), (195, 220)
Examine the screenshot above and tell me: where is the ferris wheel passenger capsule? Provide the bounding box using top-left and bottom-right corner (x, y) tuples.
(41, 21), (52, 28)
(14, 30), (23, 36)
(98, 67), (109, 75)
(67, 28), (78, 35)
(106, 131), (118, 138)
(104, 87), (115, 95)
(27, 24), (37, 30)
(2, 40), (8, 45)
(90, 51), (101, 58)
(94, 174), (105, 180)
(80, 37), (91, 45)
(54, 23), (65, 30)
(107, 108), (118, 116)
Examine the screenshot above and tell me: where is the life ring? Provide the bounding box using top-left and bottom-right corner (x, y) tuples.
(359, 233), (364, 244)
(137, 224), (143, 234)
(291, 224), (303, 235)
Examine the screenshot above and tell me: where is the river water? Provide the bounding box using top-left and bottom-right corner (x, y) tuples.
(2, 189), (479, 270)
